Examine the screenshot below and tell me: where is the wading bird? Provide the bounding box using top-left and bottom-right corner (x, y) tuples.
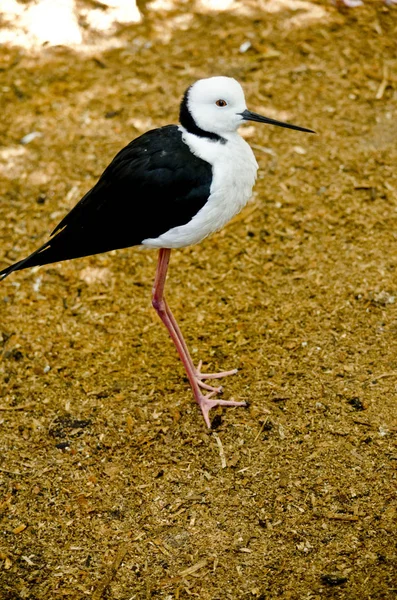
(1, 76), (313, 427)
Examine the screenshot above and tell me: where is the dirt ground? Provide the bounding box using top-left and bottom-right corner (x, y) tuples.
(1, 1), (396, 598)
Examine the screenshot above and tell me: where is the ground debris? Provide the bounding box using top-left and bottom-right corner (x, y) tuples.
(0, 2), (396, 599)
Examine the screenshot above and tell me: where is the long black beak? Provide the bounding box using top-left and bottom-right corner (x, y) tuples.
(240, 109), (315, 134)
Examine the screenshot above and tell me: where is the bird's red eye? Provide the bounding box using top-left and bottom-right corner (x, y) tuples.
(216, 99), (227, 107)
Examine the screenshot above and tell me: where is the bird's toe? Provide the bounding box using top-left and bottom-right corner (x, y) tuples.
(197, 395), (247, 429)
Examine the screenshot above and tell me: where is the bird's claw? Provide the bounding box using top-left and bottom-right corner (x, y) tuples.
(194, 359), (238, 382)
(197, 393), (247, 429)
(193, 359), (238, 392)
(196, 379), (224, 393)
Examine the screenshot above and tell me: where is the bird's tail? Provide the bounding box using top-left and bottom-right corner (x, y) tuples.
(0, 240), (53, 281)
(1, 226), (121, 281)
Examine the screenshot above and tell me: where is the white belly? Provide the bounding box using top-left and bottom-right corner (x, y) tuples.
(142, 129), (258, 249)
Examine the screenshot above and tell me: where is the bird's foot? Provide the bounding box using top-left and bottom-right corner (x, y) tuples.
(197, 392), (247, 429)
(196, 379), (224, 393)
(194, 360), (238, 393)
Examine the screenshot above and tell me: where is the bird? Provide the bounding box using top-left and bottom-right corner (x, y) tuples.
(0, 76), (314, 428)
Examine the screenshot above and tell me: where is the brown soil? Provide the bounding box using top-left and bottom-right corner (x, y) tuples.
(1, 1), (396, 599)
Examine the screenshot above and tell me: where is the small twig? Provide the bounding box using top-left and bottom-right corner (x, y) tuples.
(0, 467), (23, 476)
(353, 419), (372, 427)
(365, 371), (397, 382)
(92, 543), (129, 600)
(253, 418), (268, 443)
(0, 404), (35, 411)
(375, 64), (389, 100)
(326, 512), (359, 522)
(212, 433), (227, 468)
(250, 143), (276, 156)
(179, 558), (208, 577)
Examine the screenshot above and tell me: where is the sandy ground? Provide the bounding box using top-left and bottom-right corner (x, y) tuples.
(0, 1), (396, 598)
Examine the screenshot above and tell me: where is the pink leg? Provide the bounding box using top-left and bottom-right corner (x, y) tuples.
(154, 250), (237, 393)
(152, 248), (247, 428)
(164, 301), (237, 392)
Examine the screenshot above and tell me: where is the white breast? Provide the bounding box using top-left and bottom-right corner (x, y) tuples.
(142, 128), (258, 249)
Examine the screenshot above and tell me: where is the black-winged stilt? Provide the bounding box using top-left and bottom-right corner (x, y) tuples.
(0, 76), (314, 427)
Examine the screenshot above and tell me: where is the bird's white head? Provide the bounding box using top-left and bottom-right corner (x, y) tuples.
(180, 76), (248, 138)
(179, 76), (314, 140)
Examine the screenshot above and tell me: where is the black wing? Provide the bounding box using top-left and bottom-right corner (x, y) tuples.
(0, 125), (212, 279)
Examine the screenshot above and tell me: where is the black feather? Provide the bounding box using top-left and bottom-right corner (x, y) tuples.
(0, 125), (212, 280)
